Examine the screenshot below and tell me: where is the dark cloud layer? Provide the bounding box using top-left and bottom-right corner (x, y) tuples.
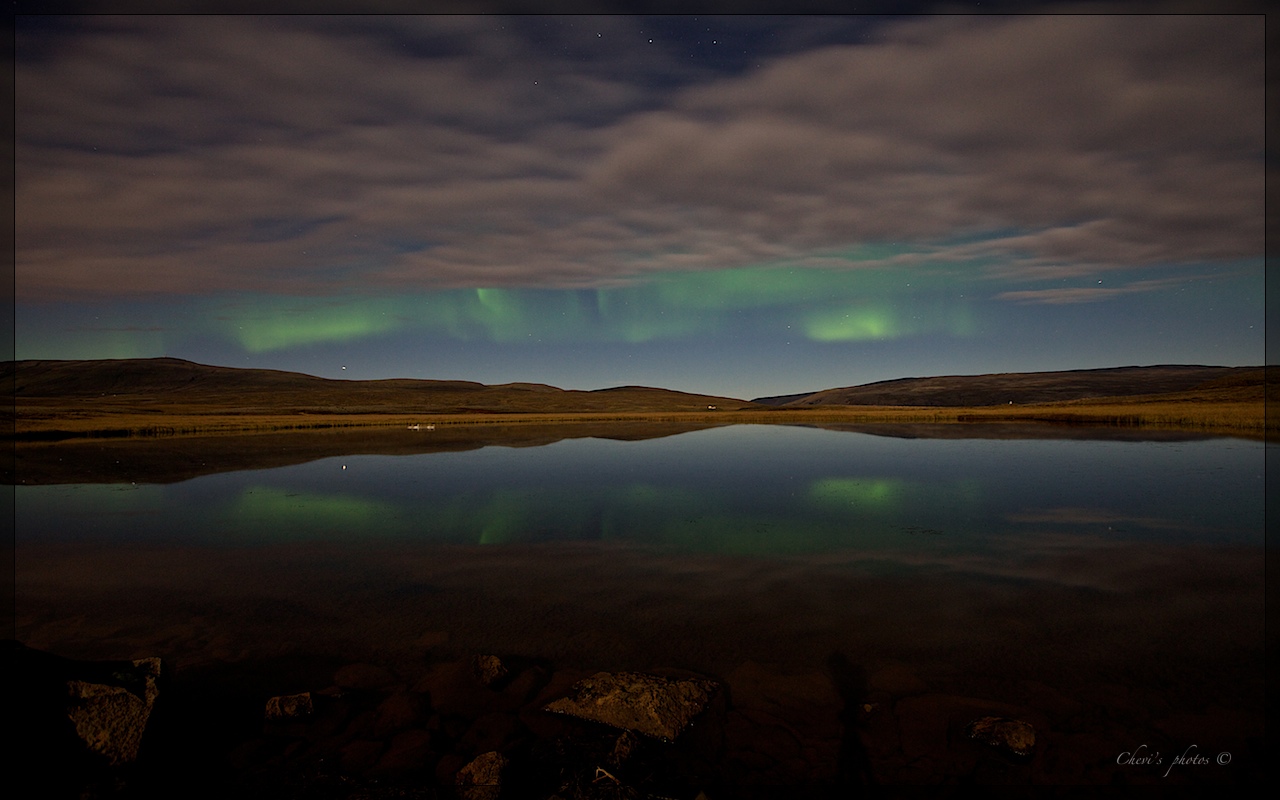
(16, 13), (1263, 302)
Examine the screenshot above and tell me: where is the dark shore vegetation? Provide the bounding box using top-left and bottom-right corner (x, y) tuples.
(6, 359), (1272, 443)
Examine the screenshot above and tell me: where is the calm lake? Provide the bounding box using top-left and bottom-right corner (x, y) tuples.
(12, 423), (1267, 787)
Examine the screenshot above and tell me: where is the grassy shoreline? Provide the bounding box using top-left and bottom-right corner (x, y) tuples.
(11, 359), (1270, 440)
(10, 396), (1269, 441)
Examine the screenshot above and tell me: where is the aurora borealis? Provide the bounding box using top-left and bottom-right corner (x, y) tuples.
(14, 14), (1266, 399)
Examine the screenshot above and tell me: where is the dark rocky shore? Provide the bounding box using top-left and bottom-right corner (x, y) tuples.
(9, 641), (1262, 798)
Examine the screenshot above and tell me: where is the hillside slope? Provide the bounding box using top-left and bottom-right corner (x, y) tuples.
(6, 357), (759, 415)
(754, 365), (1264, 407)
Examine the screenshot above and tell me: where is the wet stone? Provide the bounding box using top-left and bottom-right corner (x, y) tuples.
(264, 692), (313, 722)
(472, 655), (509, 688)
(544, 671), (718, 742)
(895, 693), (1036, 762)
(456, 750), (508, 800)
(965, 715), (1038, 762)
(65, 656), (165, 767)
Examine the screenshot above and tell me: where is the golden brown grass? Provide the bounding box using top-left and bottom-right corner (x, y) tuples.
(9, 365), (1270, 440)
(12, 359), (1270, 440)
(10, 396), (1267, 441)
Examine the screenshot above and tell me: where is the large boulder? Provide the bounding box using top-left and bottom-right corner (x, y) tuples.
(65, 656), (164, 766)
(8, 640), (167, 786)
(543, 671), (718, 742)
(264, 691), (314, 722)
(455, 751), (508, 800)
(964, 715), (1037, 762)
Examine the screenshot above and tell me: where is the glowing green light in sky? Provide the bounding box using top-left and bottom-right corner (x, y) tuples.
(16, 257), (984, 359)
(608, 307), (710, 344)
(195, 257), (983, 352)
(14, 310), (166, 360)
(473, 288), (526, 342)
(469, 288), (594, 342)
(50, 331), (161, 359)
(805, 308), (898, 342)
(647, 265), (844, 310)
(234, 300), (403, 353)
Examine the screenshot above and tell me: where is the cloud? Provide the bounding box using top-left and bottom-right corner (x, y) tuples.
(993, 272), (1231, 304)
(16, 14), (1263, 302)
(994, 287), (1135, 305)
(70, 324), (167, 333)
(606, 15), (1262, 264)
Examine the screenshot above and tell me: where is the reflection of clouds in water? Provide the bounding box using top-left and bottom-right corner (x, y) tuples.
(1005, 506), (1185, 530)
(866, 532), (1262, 594)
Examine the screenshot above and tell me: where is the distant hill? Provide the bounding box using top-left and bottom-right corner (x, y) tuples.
(748, 391), (817, 406)
(5, 357), (760, 415)
(753, 365), (1265, 407)
(7, 359), (1268, 420)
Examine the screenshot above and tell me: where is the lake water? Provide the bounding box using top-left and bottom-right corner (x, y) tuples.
(12, 423), (1268, 787)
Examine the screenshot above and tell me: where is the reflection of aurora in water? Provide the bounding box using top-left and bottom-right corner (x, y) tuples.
(15, 426), (1263, 560)
(214, 468), (988, 554)
(229, 487), (401, 538)
(220, 480), (964, 554)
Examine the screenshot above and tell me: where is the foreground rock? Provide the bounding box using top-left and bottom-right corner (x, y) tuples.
(471, 655), (509, 688)
(65, 656), (165, 766)
(455, 751), (509, 800)
(264, 692), (313, 722)
(964, 715), (1037, 762)
(20, 637), (1263, 794)
(543, 671), (718, 742)
(9, 641), (170, 798)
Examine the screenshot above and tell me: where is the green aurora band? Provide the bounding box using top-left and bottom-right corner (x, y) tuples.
(217, 262), (977, 353)
(13, 253), (1262, 365)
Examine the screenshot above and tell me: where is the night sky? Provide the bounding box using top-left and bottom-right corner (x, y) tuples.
(14, 13), (1266, 400)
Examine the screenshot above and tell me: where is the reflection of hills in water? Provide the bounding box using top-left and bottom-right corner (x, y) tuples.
(14, 420), (1241, 486)
(16, 425), (1261, 558)
(809, 422), (1229, 441)
(12, 422), (729, 485)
